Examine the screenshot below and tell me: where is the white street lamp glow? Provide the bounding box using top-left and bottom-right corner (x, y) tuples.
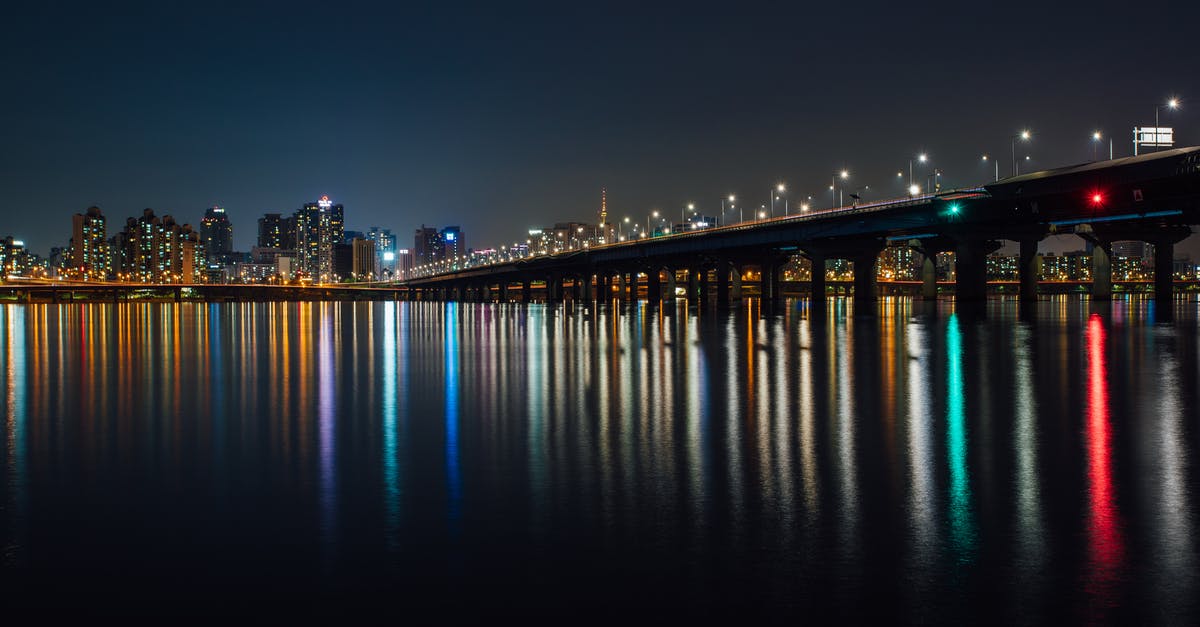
(908, 184), (921, 196)
(1092, 131), (1102, 141)
(840, 170), (849, 179)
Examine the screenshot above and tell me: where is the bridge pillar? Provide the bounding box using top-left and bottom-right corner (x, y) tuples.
(1019, 239), (1041, 302)
(1154, 241), (1174, 305)
(760, 258), (780, 302)
(646, 271), (661, 302)
(715, 262), (731, 304)
(809, 255), (826, 303)
(521, 280), (532, 302)
(583, 274), (596, 302)
(921, 253), (937, 300)
(954, 239), (997, 302)
(1091, 242), (1112, 300)
(664, 268), (677, 302)
(698, 267), (709, 304)
(1149, 228), (1193, 305)
(547, 276), (561, 303)
(852, 249), (880, 309)
(497, 282), (508, 302)
(617, 273), (627, 301)
(687, 268), (700, 301)
(731, 265), (743, 300)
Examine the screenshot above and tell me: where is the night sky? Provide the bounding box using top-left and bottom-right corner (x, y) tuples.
(5, 1), (1200, 256)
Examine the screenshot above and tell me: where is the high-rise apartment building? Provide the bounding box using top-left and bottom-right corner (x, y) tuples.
(294, 196), (345, 280)
(351, 238), (376, 280)
(70, 206), (108, 279)
(200, 206), (233, 263)
(257, 213), (284, 248)
(440, 226), (464, 260)
(116, 209), (204, 282)
(414, 225), (443, 266)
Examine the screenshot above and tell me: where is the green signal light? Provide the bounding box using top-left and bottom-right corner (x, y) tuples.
(948, 204), (961, 215)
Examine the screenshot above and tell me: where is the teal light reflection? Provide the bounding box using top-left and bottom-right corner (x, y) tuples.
(382, 302), (401, 548)
(946, 313), (976, 562)
(444, 302), (461, 525)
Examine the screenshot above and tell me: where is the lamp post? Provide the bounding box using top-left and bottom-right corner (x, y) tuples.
(1152, 97), (1180, 153)
(621, 216), (630, 240)
(647, 210), (659, 236)
(1012, 129), (1031, 176)
(982, 154), (998, 181)
(909, 153), (927, 189)
(721, 195), (735, 225)
(831, 170), (849, 207)
(774, 183), (786, 216)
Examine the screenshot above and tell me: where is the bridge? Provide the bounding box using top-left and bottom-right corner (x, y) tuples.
(402, 147), (1200, 306)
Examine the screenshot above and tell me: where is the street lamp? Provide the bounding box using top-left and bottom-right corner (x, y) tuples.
(1152, 97), (1181, 153)
(621, 216), (630, 239)
(647, 210), (659, 236)
(831, 170), (849, 207)
(682, 202), (695, 227)
(981, 154), (998, 181)
(722, 194), (736, 225)
(1012, 129), (1031, 176)
(909, 153), (927, 189)
(773, 183), (786, 216)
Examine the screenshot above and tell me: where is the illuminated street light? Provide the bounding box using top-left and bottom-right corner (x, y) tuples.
(1151, 97), (1181, 153)
(722, 194), (737, 224)
(1012, 129), (1032, 176)
(981, 154), (998, 181)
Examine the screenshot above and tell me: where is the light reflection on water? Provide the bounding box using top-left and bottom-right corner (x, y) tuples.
(0, 297), (1198, 621)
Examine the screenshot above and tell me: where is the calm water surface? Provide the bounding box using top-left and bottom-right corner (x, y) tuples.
(2, 297), (1199, 622)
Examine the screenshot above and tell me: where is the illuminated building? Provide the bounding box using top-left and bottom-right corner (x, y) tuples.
(294, 196), (345, 279)
(393, 248), (413, 279)
(878, 245), (920, 281)
(367, 227), (396, 275)
(257, 213), (284, 248)
(441, 226), (464, 260)
(351, 237), (376, 280)
(200, 206), (233, 264)
(986, 254), (1018, 281)
(1, 236), (31, 277)
(69, 206), (109, 280)
(414, 225), (444, 265)
(114, 209), (205, 282)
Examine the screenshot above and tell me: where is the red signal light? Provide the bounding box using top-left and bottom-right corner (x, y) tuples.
(1090, 192), (1104, 205)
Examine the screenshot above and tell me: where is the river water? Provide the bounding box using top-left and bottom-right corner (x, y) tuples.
(1, 297), (1198, 622)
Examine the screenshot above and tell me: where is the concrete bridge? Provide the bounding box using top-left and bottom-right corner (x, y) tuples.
(402, 147), (1200, 306)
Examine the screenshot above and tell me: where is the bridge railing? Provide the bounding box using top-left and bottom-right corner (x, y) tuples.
(406, 189), (986, 281)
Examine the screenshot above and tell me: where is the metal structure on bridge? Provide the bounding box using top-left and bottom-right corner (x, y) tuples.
(400, 147), (1200, 307)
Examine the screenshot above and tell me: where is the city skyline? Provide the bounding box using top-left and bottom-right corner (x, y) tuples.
(4, 3), (1200, 257)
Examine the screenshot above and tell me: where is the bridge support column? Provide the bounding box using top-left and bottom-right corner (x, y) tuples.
(584, 274), (596, 302)
(687, 268), (700, 302)
(954, 239), (996, 302)
(497, 282), (508, 302)
(698, 268), (709, 305)
(809, 255), (826, 303)
(715, 262), (731, 304)
(521, 280), (532, 302)
(617, 273), (628, 301)
(546, 276), (561, 303)
(1154, 241), (1175, 305)
(852, 249), (880, 309)
(664, 269), (677, 301)
(921, 253), (938, 300)
(1019, 239), (1041, 302)
(1092, 242), (1112, 300)
(600, 275), (611, 301)
(760, 258), (779, 302)
(646, 271), (661, 303)
(731, 266), (742, 300)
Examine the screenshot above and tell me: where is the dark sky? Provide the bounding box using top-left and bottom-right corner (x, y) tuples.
(4, 1), (1200, 256)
